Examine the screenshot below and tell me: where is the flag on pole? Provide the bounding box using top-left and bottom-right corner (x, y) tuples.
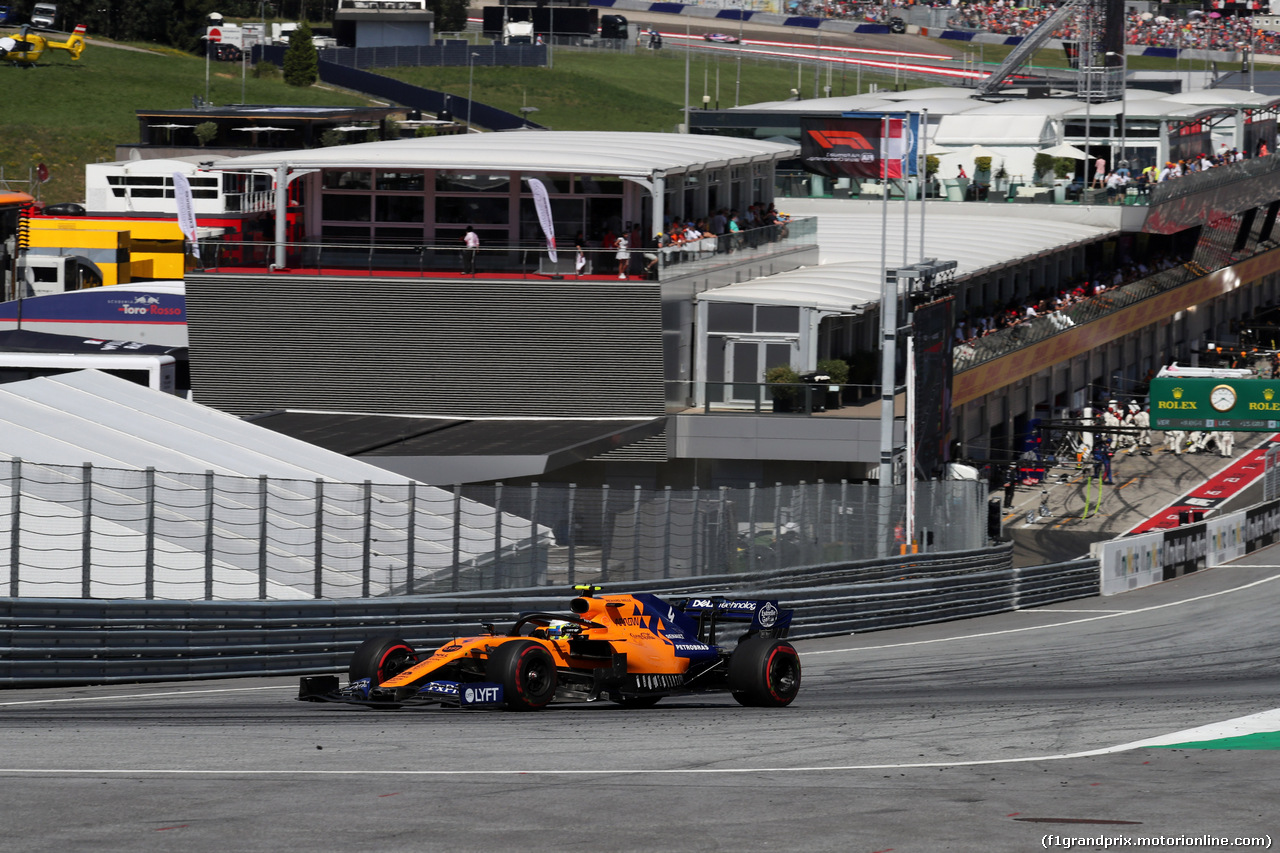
(527, 178), (558, 263)
(173, 172), (198, 249)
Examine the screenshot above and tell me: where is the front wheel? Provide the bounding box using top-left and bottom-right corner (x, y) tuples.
(728, 638), (801, 707)
(349, 637), (418, 686)
(486, 640), (558, 711)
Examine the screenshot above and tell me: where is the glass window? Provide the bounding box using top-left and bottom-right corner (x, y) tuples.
(323, 194), (371, 222)
(708, 303), (754, 333)
(757, 305), (799, 333)
(323, 170), (372, 190)
(579, 176), (623, 196)
(520, 173), (570, 193)
(436, 195), (509, 225)
(321, 225), (371, 243)
(377, 171), (424, 191)
(376, 195), (425, 223)
(435, 172), (509, 193)
(374, 227), (425, 246)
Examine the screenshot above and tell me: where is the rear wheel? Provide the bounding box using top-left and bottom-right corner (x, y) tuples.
(486, 640), (557, 711)
(728, 638), (801, 707)
(349, 637), (418, 686)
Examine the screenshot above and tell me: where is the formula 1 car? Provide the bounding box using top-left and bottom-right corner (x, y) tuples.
(703, 32), (740, 43)
(298, 586), (800, 711)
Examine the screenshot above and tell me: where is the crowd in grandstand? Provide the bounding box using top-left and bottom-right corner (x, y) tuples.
(781, 2), (1280, 57)
(954, 253), (1183, 347)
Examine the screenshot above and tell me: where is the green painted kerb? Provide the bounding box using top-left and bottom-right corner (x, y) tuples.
(1151, 732), (1280, 750)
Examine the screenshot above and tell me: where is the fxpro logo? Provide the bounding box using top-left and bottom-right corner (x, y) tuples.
(806, 129), (875, 151)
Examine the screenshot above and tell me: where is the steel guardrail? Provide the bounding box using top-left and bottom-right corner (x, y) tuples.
(0, 545), (1104, 686)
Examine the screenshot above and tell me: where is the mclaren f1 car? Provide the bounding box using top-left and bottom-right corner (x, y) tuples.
(298, 586), (801, 711)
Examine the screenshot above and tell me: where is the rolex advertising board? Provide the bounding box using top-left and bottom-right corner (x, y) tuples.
(1149, 377), (1280, 431)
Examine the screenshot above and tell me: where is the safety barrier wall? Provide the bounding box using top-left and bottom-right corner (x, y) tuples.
(0, 543), (1106, 685)
(1093, 496), (1280, 595)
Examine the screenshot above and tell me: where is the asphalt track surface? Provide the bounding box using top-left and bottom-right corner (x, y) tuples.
(3, 552), (1279, 852)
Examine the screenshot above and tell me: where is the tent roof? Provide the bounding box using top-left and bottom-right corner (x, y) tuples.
(698, 200), (1113, 313)
(207, 131), (798, 178)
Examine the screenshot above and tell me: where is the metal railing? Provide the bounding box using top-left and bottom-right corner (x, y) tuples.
(1, 459), (987, 601)
(197, 218), (815, 281)
(954, 261), (1200, 373)
(0, 546), (1106, 686)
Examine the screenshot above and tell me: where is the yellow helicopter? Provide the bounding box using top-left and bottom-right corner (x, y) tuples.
(1, 23), (85, 65)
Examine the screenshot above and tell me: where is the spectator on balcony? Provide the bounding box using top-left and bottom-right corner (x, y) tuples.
(462, 226), (479, 275)
(614, 233), (630, 279)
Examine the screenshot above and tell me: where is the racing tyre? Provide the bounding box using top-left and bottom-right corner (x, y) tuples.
(349, 637), (419, 686)
(728, 638), (801, 707)
(486, 640), (557, 711)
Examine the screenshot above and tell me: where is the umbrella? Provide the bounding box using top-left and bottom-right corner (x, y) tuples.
(1037, 143), (1090, 159)
(925, 145), (957, 155)
(1140, 11), (1153, 20)
(1155, 15), (1169, 23)
(959, 144), (999, 159)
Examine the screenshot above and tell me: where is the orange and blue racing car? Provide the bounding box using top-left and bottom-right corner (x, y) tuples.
(298, 586), (801, 711)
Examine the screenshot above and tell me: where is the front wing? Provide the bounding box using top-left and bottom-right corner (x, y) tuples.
(298, 675), (506, 709)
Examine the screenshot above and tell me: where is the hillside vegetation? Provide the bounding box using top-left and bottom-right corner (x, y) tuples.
(0, 39), (907, 204)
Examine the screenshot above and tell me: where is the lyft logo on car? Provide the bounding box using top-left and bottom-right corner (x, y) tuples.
(461, 683), (504, 706)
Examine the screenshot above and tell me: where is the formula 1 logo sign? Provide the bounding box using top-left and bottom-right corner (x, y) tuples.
(801, 115), (914, 180)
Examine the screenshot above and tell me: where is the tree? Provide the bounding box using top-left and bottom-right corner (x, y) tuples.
(283, 20), (318, 88)
(430, 0), (467, 32)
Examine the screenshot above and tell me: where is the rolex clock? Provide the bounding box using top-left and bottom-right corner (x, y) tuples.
(1210, 384), (1237, 413)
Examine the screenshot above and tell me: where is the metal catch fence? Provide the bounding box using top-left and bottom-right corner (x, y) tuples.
(0, 459), (988, 601)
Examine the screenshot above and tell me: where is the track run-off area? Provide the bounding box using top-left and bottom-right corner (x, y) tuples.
(3, 550), (1278, 851)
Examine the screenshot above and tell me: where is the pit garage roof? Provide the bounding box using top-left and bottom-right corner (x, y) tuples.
(698, 199), (1114, 313)
(245, 410), (667, 484)
(208, 131), (799, 178)
(0, 371), (548, 599)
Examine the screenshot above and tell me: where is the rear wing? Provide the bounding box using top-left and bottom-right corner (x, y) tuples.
(676, 596), (792, 642)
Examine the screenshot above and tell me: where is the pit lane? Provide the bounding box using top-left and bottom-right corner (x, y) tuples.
(2, 551), (1277, 852)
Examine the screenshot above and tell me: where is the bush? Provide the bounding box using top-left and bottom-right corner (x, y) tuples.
(251, 61), (280, 79)
(194, 121), (218, 147)
(1054, 157), (1075, 180)
(816, 358), (850, 385)
(765, 364), (800, 399)
(1033, 153), (1055, 183)
(974, 156), (992, 174)
(283, 21), (318, 87)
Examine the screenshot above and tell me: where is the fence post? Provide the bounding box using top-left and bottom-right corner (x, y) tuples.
(451, 486), (462, 592)
(816, 479), (826, 563)
(7, 459), (18, 597)
(530, 482), (540, 587)
(81, 463), (92, 599)
(662, 486), (672, 579)
(145, 467), (156, 600)
(691, 486), (701, 576)
(840, 479), (849, 562)
(796, 481), (808, 566)
(405, 482), (417, 596)
(493, 483), (504, 588)
(748, 482), (758, 570)
(361, 480), (373, 598)
(313, 478), (324, 599)
(600, 484), (611, 583)
(631, 485), (642, 582)
(718, 485), (729, 573)
(773, 482), (783, 573)
(567, 483), (577, 586)
(258, 475), (268, 601)
(205, 471), (215, 601)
